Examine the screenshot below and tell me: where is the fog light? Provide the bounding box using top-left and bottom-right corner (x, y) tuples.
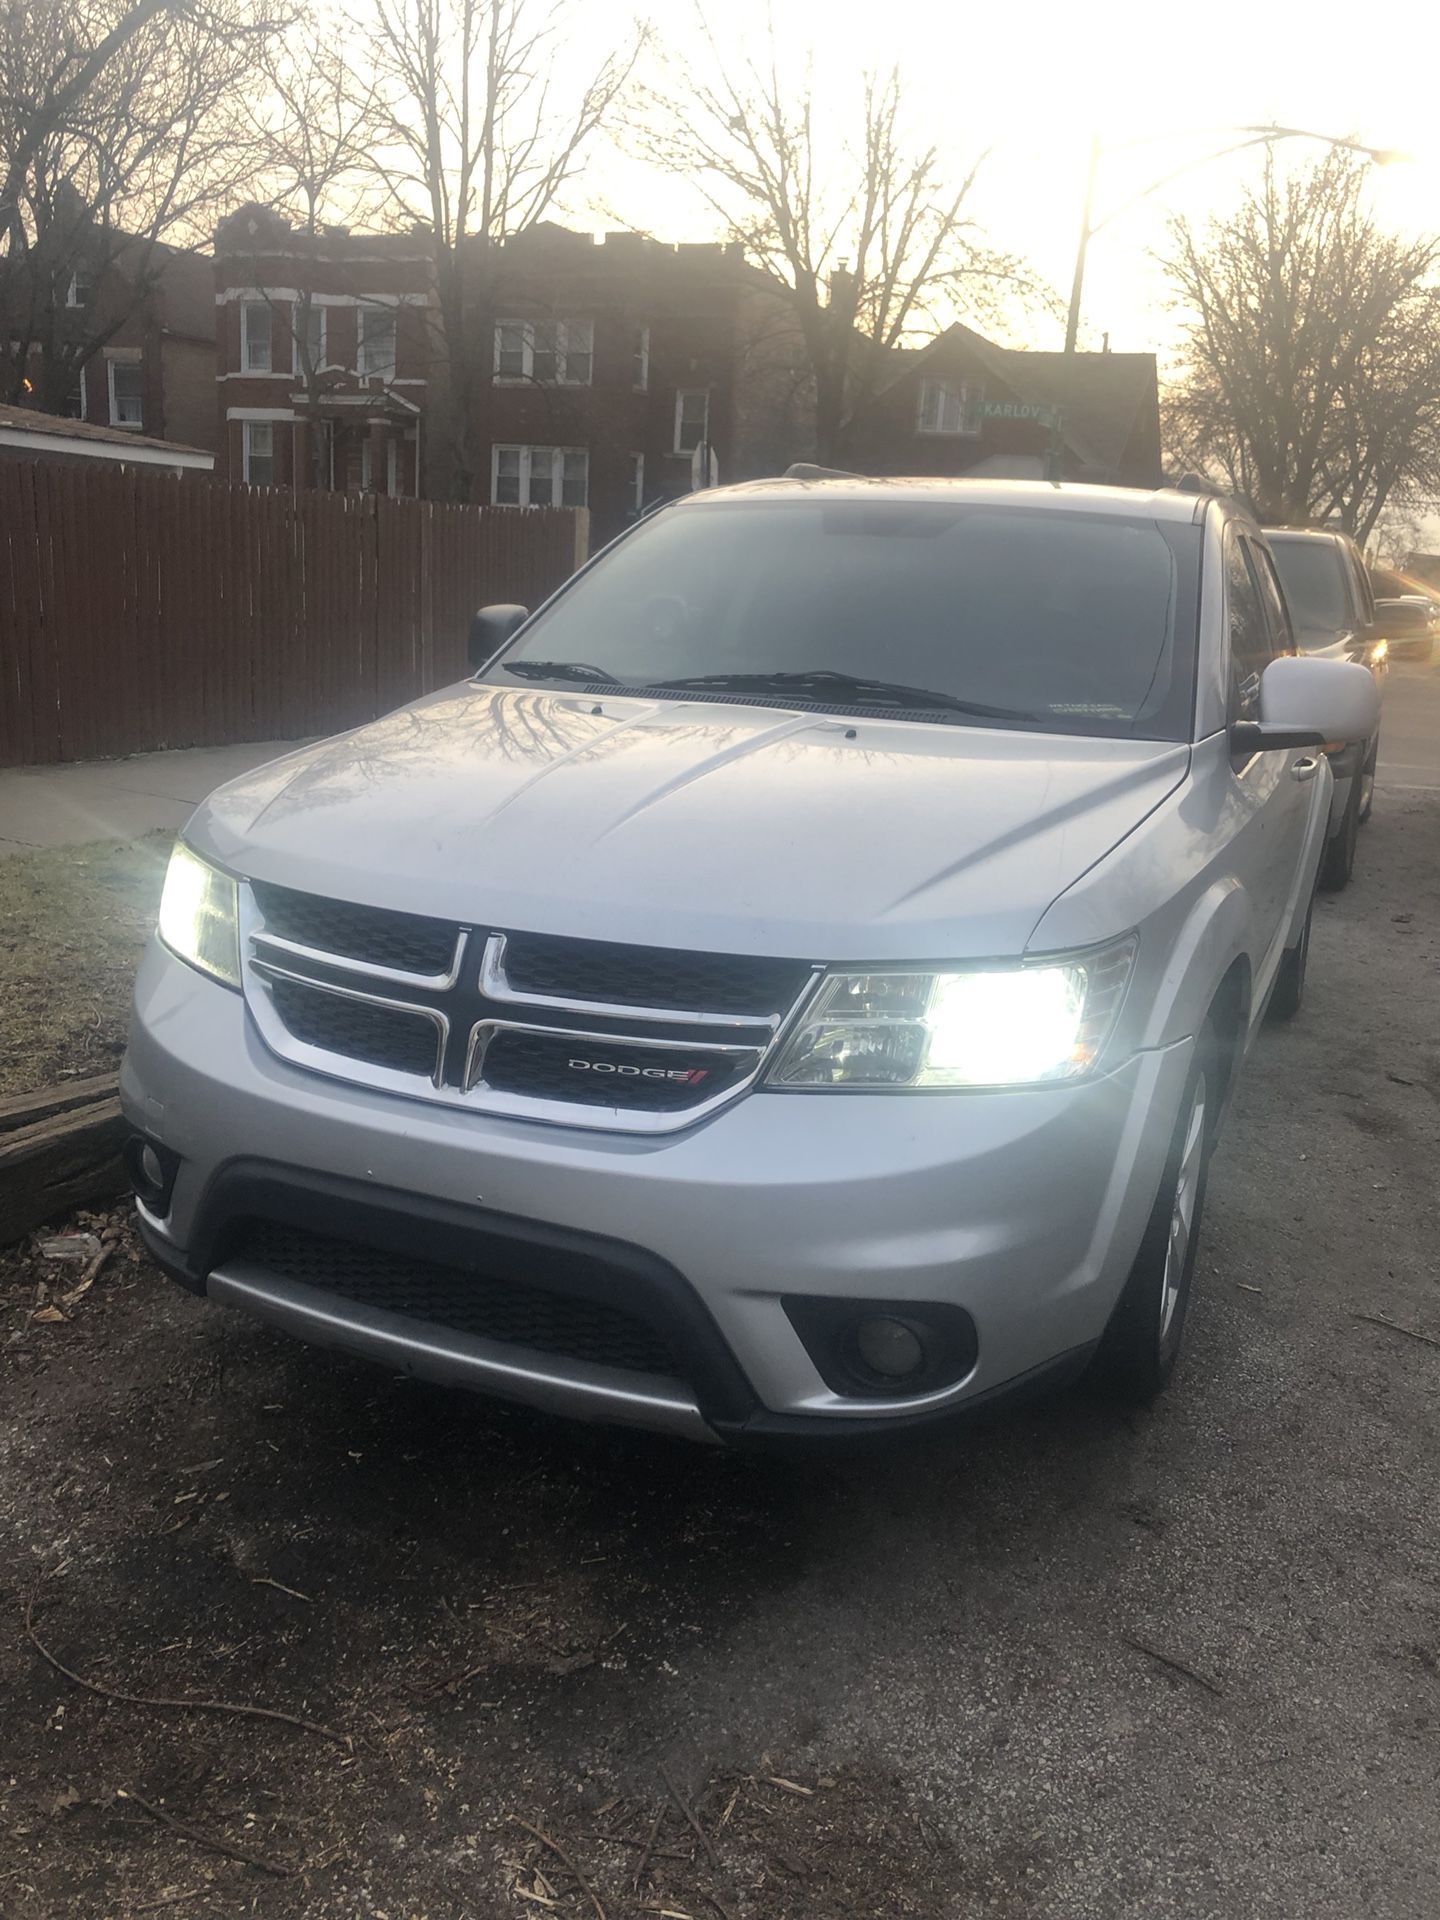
(140, 1144), (165, 1189)
(854, 1315), (925, 1379)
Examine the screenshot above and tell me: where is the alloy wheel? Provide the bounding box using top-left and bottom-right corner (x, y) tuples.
(1159, 1075), (1207, 1347)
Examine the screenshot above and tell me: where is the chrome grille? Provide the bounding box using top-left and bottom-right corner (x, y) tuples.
(250, 880), (459, 979)
(240, 883), (818, 1133)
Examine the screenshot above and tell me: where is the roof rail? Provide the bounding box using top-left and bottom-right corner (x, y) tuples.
(783, 462), (863, 481)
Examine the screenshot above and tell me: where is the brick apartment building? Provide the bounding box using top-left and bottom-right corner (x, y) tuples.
(202, 210), (1159, 533)
(3, 236), (216, 452)
(213, 205), (433, 496)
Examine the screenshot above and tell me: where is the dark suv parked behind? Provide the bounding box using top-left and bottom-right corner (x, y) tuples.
(1265, 527), (1388, 890)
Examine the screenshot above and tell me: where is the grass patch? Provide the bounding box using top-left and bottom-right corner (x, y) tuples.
(0, 831), (172, 1095)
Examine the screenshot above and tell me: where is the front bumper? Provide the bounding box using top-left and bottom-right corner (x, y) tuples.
(123, 941), (1194, 1441)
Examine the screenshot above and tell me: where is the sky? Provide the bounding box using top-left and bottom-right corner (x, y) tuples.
(572, 0), (1438, 370)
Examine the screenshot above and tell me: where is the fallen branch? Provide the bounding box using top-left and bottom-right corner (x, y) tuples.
(660, 1764), (718, 1870)
(24, 1589), (350, 1747)
(1123, 1635), (1224, 1698)
(251, 1576), (313, 1604)
(131, 1888), (209, 1913)
(508, 1816), (607, 1920)
(1351, 1311), (1440, 1352)
(632, 1803), (666, 1892)
(119, 1789), (297, 1876)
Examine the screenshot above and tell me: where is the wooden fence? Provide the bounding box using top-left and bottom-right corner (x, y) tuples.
(0, 459), (586, 767)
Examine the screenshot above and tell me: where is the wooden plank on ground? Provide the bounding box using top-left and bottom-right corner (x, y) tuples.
(0, 1074), (119, 1136)
(0, 1095), (128, 1245)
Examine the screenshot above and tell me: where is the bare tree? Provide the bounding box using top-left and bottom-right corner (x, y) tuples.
(0, 0), (284, 413)
(638, 27), (1032, 464)
(359, 0), (646, 498)
(239, 27), (385, 483)
(1162, 150), (1440, 541)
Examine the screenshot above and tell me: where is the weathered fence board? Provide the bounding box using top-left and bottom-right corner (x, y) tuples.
(0, 460), (584, 767)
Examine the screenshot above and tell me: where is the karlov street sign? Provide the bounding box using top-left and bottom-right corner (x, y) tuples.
(980, 399), (1064, 426)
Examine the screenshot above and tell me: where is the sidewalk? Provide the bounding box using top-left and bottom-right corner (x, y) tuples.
(0, 740), (300, 856)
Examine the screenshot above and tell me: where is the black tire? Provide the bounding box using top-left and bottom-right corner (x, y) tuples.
(1318, 772), (1361, 892)
(1268, 888), (1313, 1022)
(1092, 1030), (1216, 1405)
(1358, 737), (1378, 824)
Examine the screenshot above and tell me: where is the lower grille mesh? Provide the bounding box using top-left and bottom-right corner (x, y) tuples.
(232, 1220), (680, 1377)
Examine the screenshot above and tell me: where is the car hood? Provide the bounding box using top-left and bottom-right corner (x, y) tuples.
(188, 684), (1190, 961)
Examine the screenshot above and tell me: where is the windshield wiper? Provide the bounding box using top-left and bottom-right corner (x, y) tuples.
(500, 659), (621, 685)
(643, 668), (1042, 722)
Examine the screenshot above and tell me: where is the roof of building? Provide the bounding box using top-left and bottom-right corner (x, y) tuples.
(0, 404), (213, 469)
(882, 323), (1159, 477)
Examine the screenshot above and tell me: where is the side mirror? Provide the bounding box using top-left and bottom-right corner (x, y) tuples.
(1232, 656), (1380, 752)
(468, 602), (528, 671)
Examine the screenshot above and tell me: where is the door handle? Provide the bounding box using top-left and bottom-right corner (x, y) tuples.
(1291, 755), (1322, 781)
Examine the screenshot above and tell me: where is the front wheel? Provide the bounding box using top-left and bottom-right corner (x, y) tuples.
(1319, 774), (1361, 891)
(1268, 888), (1313, 1023)
(1092, 1035), (1214, 1405)
(1358, 737), (1378, 824)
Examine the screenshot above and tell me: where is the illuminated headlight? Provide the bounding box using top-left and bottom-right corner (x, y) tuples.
(157, 843), (241, 989)
(768, 937), (1136, 1090)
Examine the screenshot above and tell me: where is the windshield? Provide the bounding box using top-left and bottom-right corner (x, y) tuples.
(1269, 539), (1352, 643)
(486, 499), (1200, 741)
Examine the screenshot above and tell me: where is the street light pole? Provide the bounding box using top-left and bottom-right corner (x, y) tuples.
(1063, 126), (1406, 354)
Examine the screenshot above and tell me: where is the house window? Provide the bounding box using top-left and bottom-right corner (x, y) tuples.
(674, 388), (709, 455)
(107, 357), (143, 428)
(492, 444), (588, 508)
(358, 305), (396, 380)
(632, 325), (649, 392)
(243, 420), (275, 485)
(628, 452), (644, 516)
(241, 301), (272, 372)
(492, 318), (594, 386)
(295, 303), (325, 374)
(916, 377), (979, 436)
(67, 268), (94, 309)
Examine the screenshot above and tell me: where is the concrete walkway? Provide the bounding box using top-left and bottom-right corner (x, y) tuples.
(0, 740), (300, 856)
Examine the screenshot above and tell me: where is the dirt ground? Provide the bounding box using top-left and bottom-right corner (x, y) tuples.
(0, 833), (170, 1096)
(2, 779), (1439, 1919)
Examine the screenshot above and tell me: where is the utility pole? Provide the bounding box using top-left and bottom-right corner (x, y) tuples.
(1064, 136), (1100, 355)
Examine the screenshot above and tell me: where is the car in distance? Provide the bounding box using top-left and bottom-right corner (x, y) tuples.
(1368, 570), (1438, 665)
(122, 479), (1378, 1444)
(1265, 527), (1388, 889)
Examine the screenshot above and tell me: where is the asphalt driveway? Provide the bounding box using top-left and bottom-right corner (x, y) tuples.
(2, 670), (1438, 1920)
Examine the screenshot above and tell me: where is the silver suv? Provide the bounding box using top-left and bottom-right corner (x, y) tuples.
(122, 479), (1378, 1443)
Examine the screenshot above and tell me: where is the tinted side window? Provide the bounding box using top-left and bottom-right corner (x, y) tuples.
(1248, 540), (1296, 656)
(1225, 532), (1271, 721)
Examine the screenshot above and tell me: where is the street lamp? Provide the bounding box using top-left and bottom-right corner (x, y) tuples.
(1064, 126), (1408, 354)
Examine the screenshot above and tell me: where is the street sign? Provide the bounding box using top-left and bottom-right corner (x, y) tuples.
(979, 399), (1063, 426)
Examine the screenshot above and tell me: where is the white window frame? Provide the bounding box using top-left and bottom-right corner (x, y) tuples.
(628, 451), (645, 516)
(241, 301), (272, 373)
(673, 388), (709, 455)
(632, 324), (650, 392)
(243, 419), (275, 485)
(492, 318), (594, 387)
(491, 443), (589, 509)
(106, 353), (143, 429)
(357, 304), (397, 380)
(916, 377), (979, 437)
(66, 269), (93, 309)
